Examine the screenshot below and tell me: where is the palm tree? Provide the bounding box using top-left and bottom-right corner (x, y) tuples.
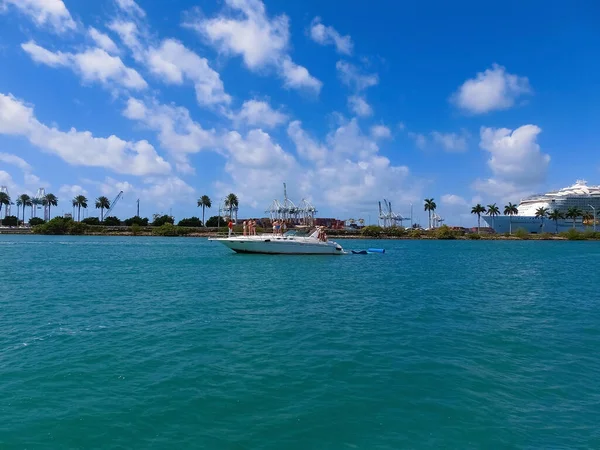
(197, 195), (212, 226)
(548, 209), (564, 234)
(31, 198), (40, 218)
(42, 193), (58, 219)
(16, 194), (32, 225)
(424, 198), (437, 229)
(486, 203), (500, 230)
(503, 202), (518, 235)
(471, 204), (486, 234)
(566, 207), (582, 229)
(582, 211), (593, 226)
(535, 207), (549, 232)
(72, 195), (88, 222)
(95, 196), (111, 222)
(224, 193), (239, 222)
(0, 192), (10, 226)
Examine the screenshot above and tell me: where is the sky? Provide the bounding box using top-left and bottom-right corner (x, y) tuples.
(0, 0), (598, 226)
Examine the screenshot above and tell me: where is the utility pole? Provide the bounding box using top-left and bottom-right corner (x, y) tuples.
(137, 199), (140, 217)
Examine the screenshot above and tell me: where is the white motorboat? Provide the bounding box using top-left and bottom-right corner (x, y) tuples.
(209, 227), (345, 255)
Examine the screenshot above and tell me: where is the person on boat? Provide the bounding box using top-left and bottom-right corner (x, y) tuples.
(243, 220), (247, 236)
(251, 219), (256, 235)
(228, 219), (233, 237)
(273, 220), (279, 235)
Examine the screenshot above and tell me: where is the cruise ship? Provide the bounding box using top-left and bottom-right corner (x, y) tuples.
(483, 180), (600, 233)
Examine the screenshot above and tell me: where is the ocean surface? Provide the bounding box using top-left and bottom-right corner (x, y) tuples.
(1, 235), (600, 449)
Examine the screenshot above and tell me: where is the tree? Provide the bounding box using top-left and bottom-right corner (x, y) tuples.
(29, 217), (45, 226)
(16, 194), (32, 225)
(82, 217), (101, 225)
(535, 207), (549, 232)
(0, 192), (10, 227)
(178, 217), (203, 227)
(424, 198), (437, 229)
(206, 215), (226, 227)
(42, 193), (58, 219)
(152, 214), (174, 227)
(224, 193), (239, 222)
(197, 195), (212, 227)
(471, 204), (486, 234)
(2, 215), (18, 227)
(124, 216), (149, 226)
(72, 195), (88, 222)
(503, 202), (518, 235)
(566, 207), (582, 229)
(103, 216), (121, 226)
(548, 209), (564, 234)
(95, 196), (111, 222)
(486, 203), (500, 230)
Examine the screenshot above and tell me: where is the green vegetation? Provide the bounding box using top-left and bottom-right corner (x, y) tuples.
(486, 203), (500, 230)
(503, 202), (518, 235)
(205, 215), (226, 227)
(197, 195), (212, 227)
(424, 198), (436, 229)
(548, 209), (564, 234)
(95, 196), (111, 222)
(32, 217), (88, 235)
(434, 225), (457, 239)
(0, 192), (11, 226)
(471, 204), (486, 234)
(82, 217), (101, 225)
(466, 232), (481, 240)
(43, 193), (58, 219)
(124, 216), (149, 226)
(360, 225), (384, 237)
(514, 228), (529, 239)
(2, 215), (18, 227)
(535, 207), (549, 233)
(566, 207), (582, 229)
(225, 193), (239, 220)
(29, 217), (45, 226)
(72, 195), (88, 222)
(152, 214), (174, 227)
(131, 223), (141, 235)
(17, 194), (32, 224)
(177, 217), (203, 227)
(103, 216), (121, 226)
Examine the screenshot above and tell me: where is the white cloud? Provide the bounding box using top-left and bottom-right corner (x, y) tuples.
(309, 17), (353, 55)
(0, 92), (170, 176)
(336, 61), (378, 91)
(451, 64), (531, 114)
(2, 0), (76, 33)
(109, 21), (231, 107)
(0, 152), (32, 171)
(184, 0), (321, 94)
(115, 0), (145, 17)
(473, 124), (550, 200)
(59, 184), (88, 198)
(88, 27), (119, 54)
(21, 41), (147, 91)
(441, 194), (468, 207)
(347, 95), (372, 117)
(287, 120), (327, 164)
(147, 39), (231, 106)
(123, 97), (217, 173)
(230, 99), (288, 128)
(430, 131), (468, 152)
(370, 125), (391, 140)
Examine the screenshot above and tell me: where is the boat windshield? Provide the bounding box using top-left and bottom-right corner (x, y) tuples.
(283, 227), (312, 237)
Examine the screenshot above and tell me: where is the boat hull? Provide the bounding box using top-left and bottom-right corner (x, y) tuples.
(210, 236), (345, 255)
(483, 215), (591, 233)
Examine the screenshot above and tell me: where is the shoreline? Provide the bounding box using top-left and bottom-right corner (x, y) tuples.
(2, 227), (599, 241)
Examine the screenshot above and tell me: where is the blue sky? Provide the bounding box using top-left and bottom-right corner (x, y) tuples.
(0, 0), (598, 226)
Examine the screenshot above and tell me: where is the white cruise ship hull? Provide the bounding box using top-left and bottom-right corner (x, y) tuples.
(209, 235), (345, 255)
(483, 216), (589, 233)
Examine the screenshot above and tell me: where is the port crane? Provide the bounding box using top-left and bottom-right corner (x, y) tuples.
(378, 199), (406, 228)
(102, 191), (124, 218)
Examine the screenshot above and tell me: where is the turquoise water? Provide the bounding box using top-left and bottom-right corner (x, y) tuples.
(2, 235), (600, 448)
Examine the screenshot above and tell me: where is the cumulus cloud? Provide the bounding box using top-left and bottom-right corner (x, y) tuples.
(0, 152), (32, 172)
(88, 27), (119, 54)
(473, 124), (550, 199)
(109, 20), (231, 107)
(184, 0), (322, 94)
(115, 0), (145, 17)
(441, 194), (468, 207)
(1, 0), (76, 33)
(309, 17), (353, 55)
(370, 125), (391, 140)
(409, 130), (469, 152)
(229, 99), (288, 128)
(0, 92), (170, 176)
(21, 41), (147, 91)
(451, 64), (532, 114)
(347, 95), (372, 117)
